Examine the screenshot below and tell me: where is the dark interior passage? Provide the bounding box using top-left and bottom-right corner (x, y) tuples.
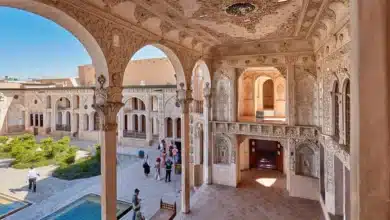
(249, 139), (283, 172)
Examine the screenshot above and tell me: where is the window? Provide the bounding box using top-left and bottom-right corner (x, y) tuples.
(35, 114), (39, 126)
(40, 114), (43, 127)
(345, 80), (351, 147)
(334, 82), (340, 140)
(30, 114), (34, 126)
(124, 115), (128, 130)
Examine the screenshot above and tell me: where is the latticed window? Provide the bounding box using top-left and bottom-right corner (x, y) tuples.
(345, 80), (351, 147)
(94, 112), (100, 130)
(215, 136), (230, 164)
(334, 83), (340, 140)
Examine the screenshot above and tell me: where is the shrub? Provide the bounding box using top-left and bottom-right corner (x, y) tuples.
(94, 144), (101, 161)
(138, 150), (145, 158)
(0, 136), (8, 144)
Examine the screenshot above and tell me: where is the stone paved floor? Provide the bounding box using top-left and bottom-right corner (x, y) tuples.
(5, 145), (182, 220)
(176, 169), (324, 220)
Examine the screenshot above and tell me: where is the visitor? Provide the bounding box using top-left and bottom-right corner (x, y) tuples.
(159, 139), (165, 151)
(172, 145), (179, 164)
(165, 158), (173, 182)
(135, 210), (145, 220)
(27, 166), (40, 193)
(143, 155), (150, 177)
(168, 142), (173, 157)
(132, 188), (141, 220)
(155, 157), (161, 180)
(161, 149), (167, 169)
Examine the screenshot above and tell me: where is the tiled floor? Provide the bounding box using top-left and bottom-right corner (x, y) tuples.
(176, 169), (324, 220)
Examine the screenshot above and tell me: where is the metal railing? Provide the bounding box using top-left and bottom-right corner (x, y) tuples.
(191, 100), (203, 114)
(56, 124), (71, 132)
(123, 130), (146, 139)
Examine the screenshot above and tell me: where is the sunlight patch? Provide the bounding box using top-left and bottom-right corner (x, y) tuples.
(255, 178), (277, 187)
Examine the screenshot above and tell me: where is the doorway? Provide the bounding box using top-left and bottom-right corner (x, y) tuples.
(249, 139), (283, 172)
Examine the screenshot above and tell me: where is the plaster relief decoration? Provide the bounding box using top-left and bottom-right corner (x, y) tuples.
(295, 66), (317, 125)
(214, 73), (231, 121)
(214, 134), (231, 164)
(183, 0), (301, 42)
(295, 143), (317, 178)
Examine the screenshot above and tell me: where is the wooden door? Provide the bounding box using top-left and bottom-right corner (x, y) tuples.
(249, 139), (257, 168)
(276, 143), (284, 172)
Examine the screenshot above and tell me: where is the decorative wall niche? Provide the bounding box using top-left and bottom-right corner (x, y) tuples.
(295, 143), (317, 178)
(214, 134), (231, 165)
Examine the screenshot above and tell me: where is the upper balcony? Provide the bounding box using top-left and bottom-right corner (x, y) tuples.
(212, 121), (317, 140)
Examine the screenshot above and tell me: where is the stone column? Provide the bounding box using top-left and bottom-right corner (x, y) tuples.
(146, 97), (152, 144)
(62, 112), (66, 126)
(138, 115), (142, 132)
(89, 113), (94, 131)
(177, 84), (192, 213)
(285, 56), (297, 126)
(24, 111), (30, 130)
(71, 113), (77, 134)
(93, 83), (123, 220)
(351, 1), (390, 220)
(203, 82), (212, 184)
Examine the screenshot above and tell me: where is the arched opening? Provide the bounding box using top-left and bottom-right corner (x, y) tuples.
(93, 112), (100, 131)
(56, 97), (71, 110)
(263, 79), (274, 110)
(344, 79), (350, 148)
(295, 144), (316, 178)
(238, 67), (286, 123)
(124, 114), (128, 130)
(83, 114), (89, 131)
(141, 115), (146, 133)
(191, 63), (206, 114)
(134, 114), (139, 132)
(333, 81), (340, 140)
(176, 118), (181, 138)
(166, 118), (173, 138)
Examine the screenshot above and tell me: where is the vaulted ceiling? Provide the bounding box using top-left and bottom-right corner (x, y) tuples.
(83, 0), (348, 53)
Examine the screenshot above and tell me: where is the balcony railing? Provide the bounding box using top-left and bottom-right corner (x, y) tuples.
(191, 100), (203, 114)
(123, 130), (146, 139)
(56, 124), (71, 132)
(212, 121), (317, 140)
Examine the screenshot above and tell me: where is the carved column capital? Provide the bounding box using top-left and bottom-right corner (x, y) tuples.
(177, 83), (193, 114)
(92, 101), (124, 132)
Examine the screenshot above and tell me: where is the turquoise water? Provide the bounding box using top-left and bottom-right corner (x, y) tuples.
(0, 201), (26, 217)
(41, 194), (132, 220)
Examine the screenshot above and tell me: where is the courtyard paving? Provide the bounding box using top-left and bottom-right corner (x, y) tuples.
(4, 143), (182, 220)
(175, 169), (324, 220)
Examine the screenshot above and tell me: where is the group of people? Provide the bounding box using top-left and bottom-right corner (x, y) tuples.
(142, 139), (180, 183)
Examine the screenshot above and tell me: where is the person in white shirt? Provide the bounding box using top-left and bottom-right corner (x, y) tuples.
(27, 166), (40, 192)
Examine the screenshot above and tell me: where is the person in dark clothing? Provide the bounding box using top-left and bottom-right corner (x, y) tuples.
(143, 155), (150, 177)
(165, 158), (173, 182)
(132, 188), (141, 220)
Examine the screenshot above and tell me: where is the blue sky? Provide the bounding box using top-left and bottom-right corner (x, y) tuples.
(0, 7), (166, 79)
